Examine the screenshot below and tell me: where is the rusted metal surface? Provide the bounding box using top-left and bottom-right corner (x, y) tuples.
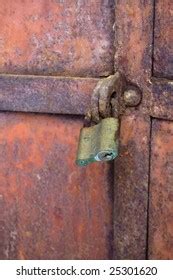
(85, 72), (142, 126)
(0, 75), (98, 115)
(0, 74), (141, 118)
(0, 113), (114, 259)
(113, 0), (156, 133)
(153, 0), (173, 79)
(114, 113), (150, 259)
(123, 88), (142, 107)
(0, 0), (115, 77)
(0, 191), (18, 259)
(114, 0), (153, 86)
(113, 0), (153, 259)
(0, 74), (172, 120)
(149, 119), (173, 259)
(85, 72), (126, 123)
(149, 79), (173, 121)
(112, 0), (173, 260)
(0, 0), (172, 261)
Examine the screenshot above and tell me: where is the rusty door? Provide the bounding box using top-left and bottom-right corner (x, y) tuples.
(0, 0), (173, 260)
(0, 0), (115, 260)
(113, 0), (173, 260)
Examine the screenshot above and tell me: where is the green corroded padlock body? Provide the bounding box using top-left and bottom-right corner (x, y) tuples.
(76, 118), (119, 166)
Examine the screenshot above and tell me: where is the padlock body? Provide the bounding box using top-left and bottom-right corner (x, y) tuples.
(76, 118), (119, 166)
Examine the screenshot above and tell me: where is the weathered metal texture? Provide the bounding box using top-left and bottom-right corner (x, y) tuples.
(0, 0), (115, 77)
(113, 0), (173, 260)
(114, 113), (150, 259)
(85, 72), (127, 124)
(123, 88), (142, 107)
(114, 0), (153, 86)
(113, 0), (153, 259)
(153, 0), (173, 79)
(0, 188), (18, 259)
(1, 74), (173, 121)
(0, 113), (114, 260)
(150, 79), (173, 121)
(0, 75), (98, 115)
(149, 119), (173, 259)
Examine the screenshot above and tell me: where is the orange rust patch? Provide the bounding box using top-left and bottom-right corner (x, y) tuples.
(0, 113), (113, 259)
(0, 0), (114, 77)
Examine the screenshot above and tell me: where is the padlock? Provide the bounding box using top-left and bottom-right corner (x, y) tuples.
(76, 117), (119, 166)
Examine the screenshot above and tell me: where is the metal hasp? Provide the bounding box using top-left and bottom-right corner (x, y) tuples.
(76, 71), (141, 166)
(76, 118), (119, 166)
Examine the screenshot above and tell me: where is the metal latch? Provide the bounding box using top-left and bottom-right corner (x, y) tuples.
(76, 72), (141, 166)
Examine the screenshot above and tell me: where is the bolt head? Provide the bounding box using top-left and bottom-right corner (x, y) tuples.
(123, 88), (142, 107)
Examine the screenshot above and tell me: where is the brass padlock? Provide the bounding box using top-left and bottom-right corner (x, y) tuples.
(76, 117), (119, 166)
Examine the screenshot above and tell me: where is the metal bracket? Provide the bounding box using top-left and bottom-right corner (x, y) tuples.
(85, 71), (142, 124)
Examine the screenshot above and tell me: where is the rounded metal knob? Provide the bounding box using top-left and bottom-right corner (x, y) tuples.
(123, 88), (142, 107)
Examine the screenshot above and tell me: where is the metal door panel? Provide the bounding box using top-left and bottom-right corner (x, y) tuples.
(0, 0), (115, 77)
(153, 0), (173, 79)
(0, 113), (113, 259)
(113, 0), (173, 259)
(0, 0), (172, 260)
(114, 113), (150, 259)
(113, 0), (153, 259)
(149, 119), (173, 259)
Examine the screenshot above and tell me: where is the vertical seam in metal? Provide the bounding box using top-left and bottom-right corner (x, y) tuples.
(146, 116), (153, 259)
(151, 0), (156, 77)
(112, 0), (117, 260)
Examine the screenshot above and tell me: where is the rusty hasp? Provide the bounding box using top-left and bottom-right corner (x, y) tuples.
(85, 71), (142, 124)
(76, 73), (124, 166)
(0, 73), (142, 117)
(76, 73), (142, 166)
(85, 72), (126, 124)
